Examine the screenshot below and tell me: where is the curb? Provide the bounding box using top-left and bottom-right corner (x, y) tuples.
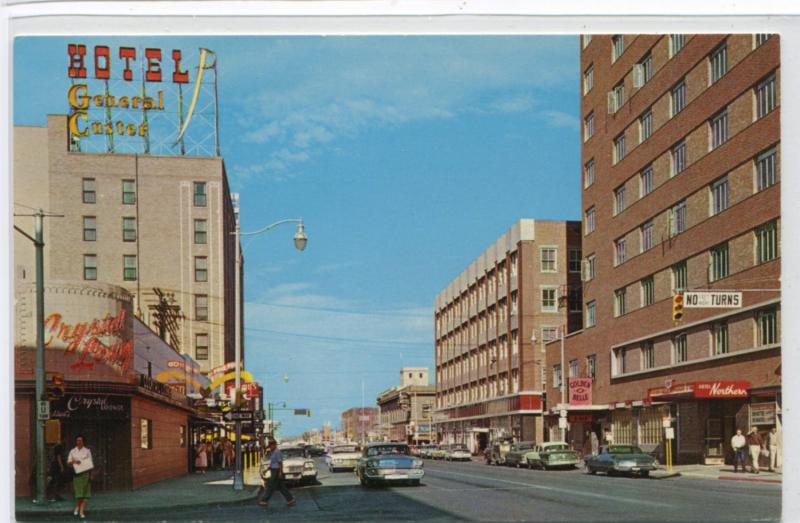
(16, 487), (261, 519)
(717, 475), (781, 484)
(650, 472), (682, 479)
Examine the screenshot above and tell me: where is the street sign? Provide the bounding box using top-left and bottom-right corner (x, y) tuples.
(294, 409), (309, 416)
(683, 291), (742, 308)
(223, 411), (253, 422)
(665, 427), (675, 440)
(254, 410), (265, 420)
(37, 400), (50, 420)
(662, 417), (672, 428)
(558, 417), (568, 429)
(559, 409), (568, 418)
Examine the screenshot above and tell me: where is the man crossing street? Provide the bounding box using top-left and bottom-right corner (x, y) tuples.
(258, 440), (296, 509)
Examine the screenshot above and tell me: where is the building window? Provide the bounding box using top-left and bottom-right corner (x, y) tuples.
(710, 242), (730, 282)
(83, 254), (97, 281)
(710, 176), (729, 216)
(194, 256), (208, 282)
(586, 301), (596, 328)
(180, 425), (186, 448)
(195, 333), (209, 360)
(569, 359), (578, 379)
(755, 34), (771, 48)
(640, 165), (654, 197)
(670, 200), (687, 236)
(670, 35), (686, 57)
(585, 207), (596, 235)
(122, 179), (136, 205)
(710, 109), (728, 150)
(643, 341), (655, 369)
(610, 82), (624, 114)
(639, 109), (653, 143)
(194, 182), (207, 207)
(613, 133), (626, 164)
(123, 255), (137, 281)
(641, 276), (655, 307)
(542, 326), (559, 343)
(758, 309), (778, 345)
(82, 178), (96, 204)
(568, 288), (582, 313)
(756, 221), (778, 264)
(619, 349), (628, 374)
(756, 74), (777, 119)
(122, 217), (137, 242)
(83, 216), (96, 241)
(672, 261), (688, 292)
(196, 294), (209, 321)
(614, 288), (627, 316)
(612, 35), (625, 62)
(568, 248), (582, 273)
(615, 238), (627, 266)
(714, 322), (729, 355)
(584, 112), (595, 141)
(587, 354), (596, 379)
(641, 221), (654, 252)
(710, 42), (728, 84)
(671, 80), (686, 116)
(585, 255), (596, 281)
(540, 247), (557, 272)
(583, 65), (594, 94)
(614, 185), (626, 215)
(194, 219), (208, 244)
(641, 53), (653, 84)
(553, 364), (562, 389)
(583, 35), (592, 48)
(584, 159), (595, 188)
(541, 288), (557, 312)
(756, 148), (777, 191)
(140, 419), (152, 450)
(673, 334), (688, 363)
(671, 140), (687, 176)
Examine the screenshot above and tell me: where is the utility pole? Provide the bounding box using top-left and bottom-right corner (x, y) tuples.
(560, 324), (566, 443)
(14, 208), (63, 504)
(233, 219), (243, 490)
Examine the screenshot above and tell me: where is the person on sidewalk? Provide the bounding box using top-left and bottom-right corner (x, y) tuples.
(747, 426), (764, 474)
(47, 441), (67, 502)
(195, 442), (208, 474)
(67, 436), (92, 520)
(767, 426), (781, 472)
(258, 440), (295, 509)
(731, 428), (747, 473)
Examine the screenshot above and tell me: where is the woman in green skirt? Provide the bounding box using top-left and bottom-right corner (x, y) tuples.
(67, 436), (93, 519)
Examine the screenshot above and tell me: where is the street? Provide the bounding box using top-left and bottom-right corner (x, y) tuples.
(27, 457), (781, 522)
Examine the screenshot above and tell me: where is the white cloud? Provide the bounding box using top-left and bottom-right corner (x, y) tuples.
(540, 110), (580, 130)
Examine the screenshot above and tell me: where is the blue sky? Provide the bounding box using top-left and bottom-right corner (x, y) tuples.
(14, 35), (580, 437)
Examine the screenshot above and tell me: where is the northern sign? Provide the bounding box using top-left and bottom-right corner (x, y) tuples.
(683, 291), (743, 308)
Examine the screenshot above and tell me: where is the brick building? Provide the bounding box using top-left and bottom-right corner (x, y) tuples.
(544, 34), (780, 465)
(14, 115), (241, 372)
(434, 220), (582, 452)
(377, 368), (436, 444)
(340, 407), (379, 444)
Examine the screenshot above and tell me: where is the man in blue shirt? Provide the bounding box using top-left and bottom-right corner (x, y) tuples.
(258, 440), (296, 508)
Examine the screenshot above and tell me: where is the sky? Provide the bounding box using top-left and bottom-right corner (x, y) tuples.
(13, 35), (581, 437)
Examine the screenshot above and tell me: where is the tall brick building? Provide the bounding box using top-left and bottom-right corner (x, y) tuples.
(434, 220), (582, 452)
(340, 407), (379, 444)
(13, 115), (241, 372)
(544, 34), (780, 465)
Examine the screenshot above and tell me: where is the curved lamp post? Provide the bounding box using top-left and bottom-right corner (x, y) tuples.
(232, 218), (307, 490)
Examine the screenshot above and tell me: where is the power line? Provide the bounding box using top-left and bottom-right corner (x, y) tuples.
(244, 325), (432, 348)
(248, 301), (431, 319)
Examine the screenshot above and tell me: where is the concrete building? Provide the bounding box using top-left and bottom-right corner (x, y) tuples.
(433, 220), (582, 453)
(340, 407), (379, 444)
(377, 368), (436, 444)
(544, 34), (780, 465)
(13, 115), (241, 372)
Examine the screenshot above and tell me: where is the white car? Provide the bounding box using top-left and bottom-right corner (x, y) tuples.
(444, 444), (472, 461)
(260, 446), (317, 486)
(327, 444), (361, 472)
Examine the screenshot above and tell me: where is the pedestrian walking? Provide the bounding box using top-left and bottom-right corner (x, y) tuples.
(47, 441), (67, 502)
(731, 428), (747, 473)
(590, 431), (599, 457)
(747, 427), (764, 474)
(67, 435), (93, 519)
(767, 426), (781, 472)
(224, 439), (235, 470)
(258, 440), (295, 509)
(194, 442), (208, 474)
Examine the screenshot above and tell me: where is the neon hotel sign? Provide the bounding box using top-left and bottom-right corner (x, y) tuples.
(66, 44), (191, 138)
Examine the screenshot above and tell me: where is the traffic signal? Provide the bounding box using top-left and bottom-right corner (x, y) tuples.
(307, 410), (311, 417)
(47, 372), (65, 400)
(672, 294), (684, 323)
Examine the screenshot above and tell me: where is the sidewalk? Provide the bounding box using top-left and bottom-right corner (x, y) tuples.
(16, 468), (263, 520)
(670, 464), (782, 484)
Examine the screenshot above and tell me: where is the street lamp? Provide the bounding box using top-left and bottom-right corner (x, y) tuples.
(232, 217), (307, 490)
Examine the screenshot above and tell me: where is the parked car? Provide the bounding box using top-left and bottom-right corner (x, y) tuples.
(585, 445), (657, 477)
(327, 444), (361, 472)
(525, 442), (581, 470)
(356, 442), (425, 486)
(443, 444), (472, 461)
(418, 444), (437, 459)
(430, 445), (447, 460)
(504, 441), (536, 468)
(307, 445), (327, 457)
(488, 436), (514, 466)
(260, 446), (317, 486)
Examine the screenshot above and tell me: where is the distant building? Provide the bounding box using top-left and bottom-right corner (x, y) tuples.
(377, 368), (436, 444)
(341, 407), (379, 443)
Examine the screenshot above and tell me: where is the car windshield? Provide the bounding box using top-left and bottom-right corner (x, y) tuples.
(281, 448), (306, 459)
(516, 443), (533, 450)
(368, 445), (409, 457)
(608, 445), (643, 454)
(544, 444), (569, 451)
(333, 446), (357, 453)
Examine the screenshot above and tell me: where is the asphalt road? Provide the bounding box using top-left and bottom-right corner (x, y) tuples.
(28, 457), (782, 522)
